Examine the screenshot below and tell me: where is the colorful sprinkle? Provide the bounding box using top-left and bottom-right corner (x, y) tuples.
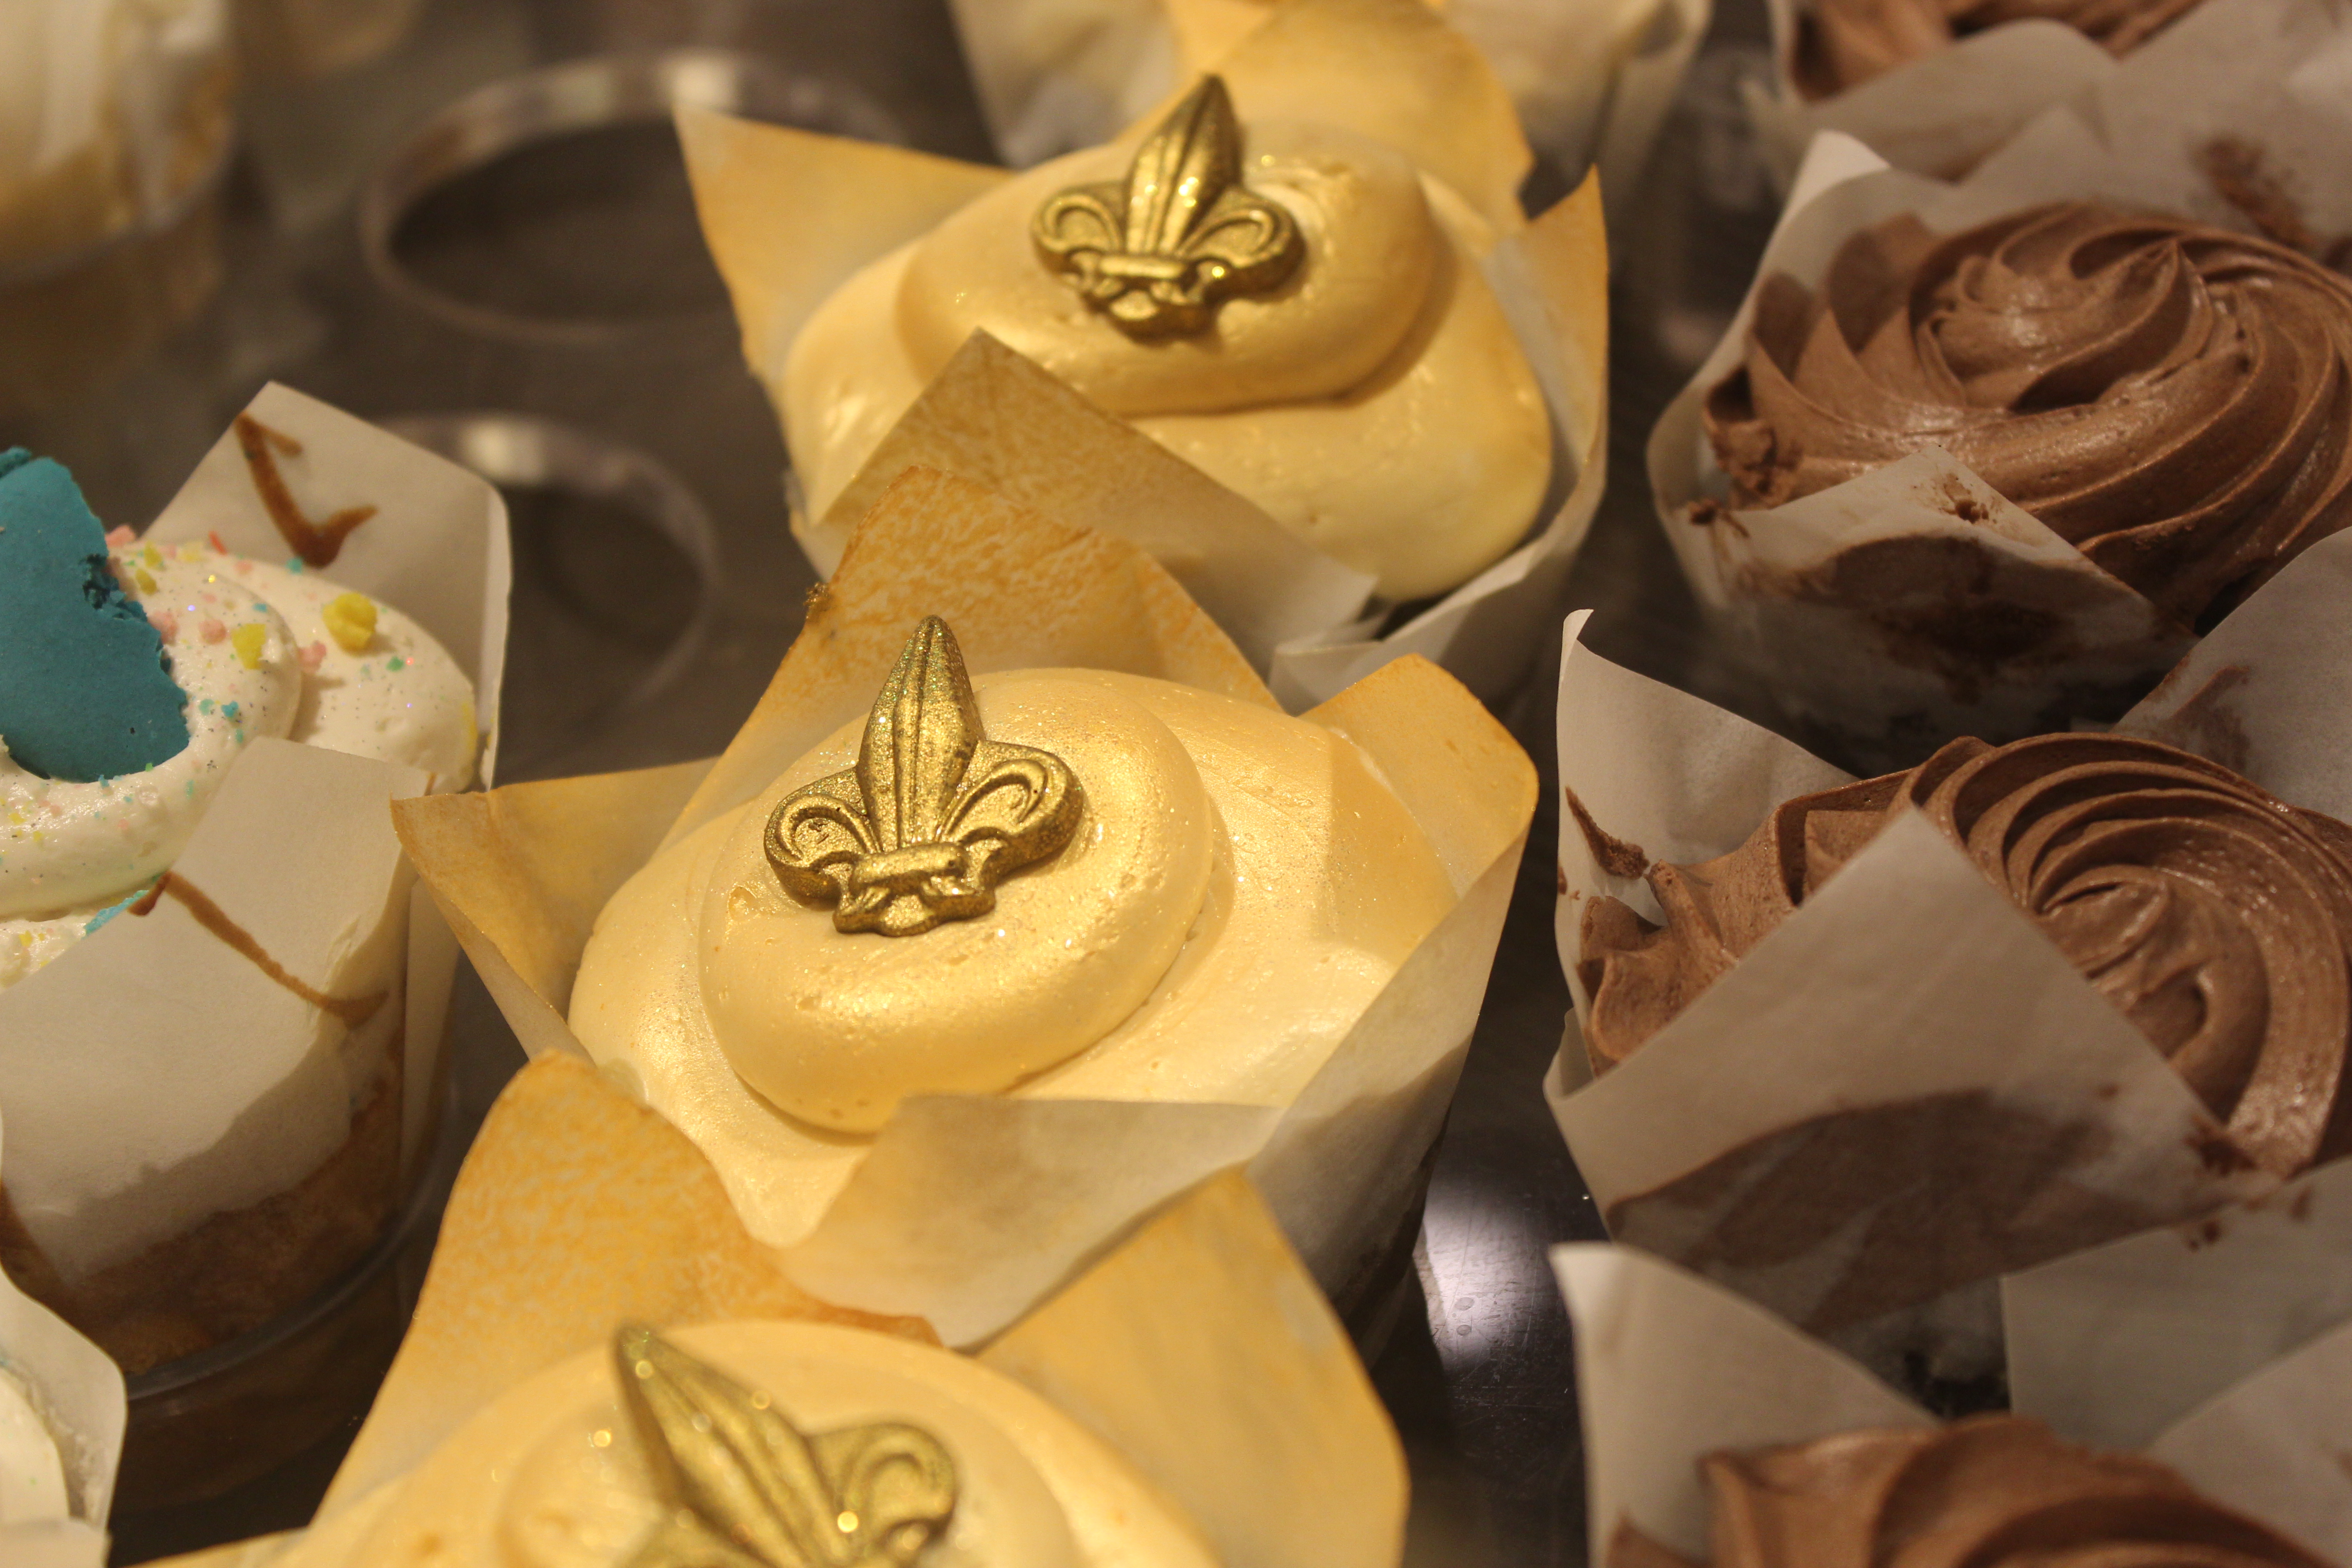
(133, 567), (157, 594)
(299, 640), (326, 672)
(207, 530), (227, 554)
(199, 618), (226, 643)
(104, 526), (135, 546)
(231, 623), (267, 670)
(150, 610), (177, 642)
(386, 654), (407, 671)
(323, 592), (377, 652)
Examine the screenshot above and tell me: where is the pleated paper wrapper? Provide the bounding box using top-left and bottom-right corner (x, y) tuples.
(1653, 4), (2352, 769)
(678, 0), (1609, 710)
(1742, 0), (2345, 185)
(394, 465), (1534, 1354)
(0, 1112), (123, 1568)
(1555, 1244), (2352, 1568)
(944, 0), (1711, 201)
(139, 1056), (1408, 1568)
(1544, 523), (2352, 1384)
(0, 383), (508, 1369)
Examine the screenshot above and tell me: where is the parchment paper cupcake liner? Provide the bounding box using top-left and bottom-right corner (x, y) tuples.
(947, 0), (1711, 200)
(1741, 0), (2341, 185)
(0, 1110), (122, 1568)
(1556, 1243), (2352, 1567)
(1543, 522), (2352, 1379)
(397, 465), (1534, 1349)
(1652, 17), (2352, 768)
(679, 0), (1610, 710)
(0, 384), (509, 1367)
(188, 1050), (1404, 1568)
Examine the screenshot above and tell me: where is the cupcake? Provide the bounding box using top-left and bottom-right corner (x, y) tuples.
(0, 1229), (120, 1565)
(1580, 732), (2352, 1177)
(1544, 573), (2352, 1364)
(1653, 125), (2352, 765)
(681, 0), (1607, 706)
(398, 467), (1532, 1342)
(1558, 1244), (2352, 1568)
(1703, 202), (2352, 632)
(206, 1048), (1405, 1568)
(1794, 0), (2204, 102)
(1612, 1417), (2329, 1568)
(0, 387), (504, 1373)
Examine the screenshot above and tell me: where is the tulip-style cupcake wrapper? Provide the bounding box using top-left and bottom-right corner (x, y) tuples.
(679, 0), (1609, 710)
(1545, 523), (2352, 1377)
(0, 1116), (123, 1568)
(397, 466), (1534, 1348)
(1556, 1244), (2352, 1567)
(1743, 0), (2342, 185)
(947, 0), (1711, 201)
(1655, 10), (2352, 768)
(0, 386), (508, 1369)
(176, 1051), (1405, 1568)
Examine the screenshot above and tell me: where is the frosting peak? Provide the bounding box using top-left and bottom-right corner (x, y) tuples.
(1580, 733), (2352, 1174)
(1706, 202), (2352, 626)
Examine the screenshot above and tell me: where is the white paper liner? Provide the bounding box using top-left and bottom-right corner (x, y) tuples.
(0, 385), (508, 1307)
(1542, 523), (2352, 1363)
(0, 1117), (121, 1567)
(401, 470), (1534, 1348)
(680, 0), (1612, 710)
(949, 0), (1711, 196)
(1652, 17), (2352, 762)
(1557, 1241), (2352, 1568)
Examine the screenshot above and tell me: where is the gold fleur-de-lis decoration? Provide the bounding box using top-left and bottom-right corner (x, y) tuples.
(765, 616), (1083, 936)
(1031, 74), (1304, 337)
(616, 1324), (958, 1568)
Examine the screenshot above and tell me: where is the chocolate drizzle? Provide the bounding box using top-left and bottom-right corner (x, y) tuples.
(1705, 203), (2352, 627)
(1580, 732), (2352, 1175)
(136, 871), (387, 1029)
(234, 415), (378, 568)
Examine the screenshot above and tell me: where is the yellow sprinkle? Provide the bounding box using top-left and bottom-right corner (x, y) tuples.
(322, 592), (377, 652)
(142, 543), (162, 569)
(231, 623), (268, 670)
(133, 567), (157, 594)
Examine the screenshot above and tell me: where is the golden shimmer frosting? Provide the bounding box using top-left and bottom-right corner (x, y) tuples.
(268, 1320), (1218, 1568)
(784, 113), (1551, 602)
(1579, 733), (2352, 1176)
(1612, 1416), (2328, 1568)
(1705, 202), (2352, 627)
(570, 664), (1456, 1244)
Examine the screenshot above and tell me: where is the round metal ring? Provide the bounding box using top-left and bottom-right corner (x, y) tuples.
(360, 48), (903, 343)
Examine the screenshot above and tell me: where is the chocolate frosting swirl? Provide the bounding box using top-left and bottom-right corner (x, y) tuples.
(1612, 1417), (2333, 1568)
(1797, 0), (2209, 98)
(1579, 732), (2352, 1174)
(1705, 202), (2352, 627)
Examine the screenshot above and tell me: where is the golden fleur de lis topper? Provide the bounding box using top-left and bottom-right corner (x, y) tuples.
(766, 617), (1084, 937)
(1031, 74), (1305, 338)
(615, 1324), (958, 1568)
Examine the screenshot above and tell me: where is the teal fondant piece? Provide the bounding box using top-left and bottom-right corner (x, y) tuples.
(0, 451), (191, 781)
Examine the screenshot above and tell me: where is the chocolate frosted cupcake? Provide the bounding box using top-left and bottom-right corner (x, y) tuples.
(1580, 731), (2352, 1176)
(1705, 201), (2352, 629)
(1612, 1416), (2332, 1568)
(1797, 0), (2208, 98)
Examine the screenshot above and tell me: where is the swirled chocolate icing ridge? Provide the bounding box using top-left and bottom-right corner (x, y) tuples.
(1579, 732), (2352, 1175)
(1610, 1417), (2333, 1568)
(1704, 202), (2352, 627)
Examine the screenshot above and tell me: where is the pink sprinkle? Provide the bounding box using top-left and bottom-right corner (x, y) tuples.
(299, 641), (327, 672)
(199, 618), (227, 643)
(149, 610), (177, 642)
(105, 526), (135, 546)
(232, 559), (251, 574)
(207, 531), (228, 554)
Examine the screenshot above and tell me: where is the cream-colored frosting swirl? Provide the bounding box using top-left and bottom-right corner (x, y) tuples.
(784, 121), (1551, 602)
(569, 667), (1456, 1245)
(1796, 0), (2210, 98)
(268, 1321), (1219, 1568)
(1580, 733), (2352, 1175)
